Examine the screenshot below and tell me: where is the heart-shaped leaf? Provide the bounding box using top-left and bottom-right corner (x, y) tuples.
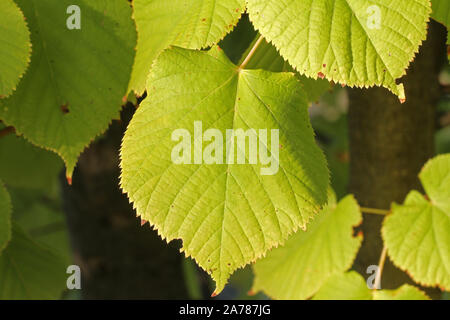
(120, 46), (329, 294)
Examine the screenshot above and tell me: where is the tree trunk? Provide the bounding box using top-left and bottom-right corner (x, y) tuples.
(61, 106), (189, 299)
(349, 21), (447, 294)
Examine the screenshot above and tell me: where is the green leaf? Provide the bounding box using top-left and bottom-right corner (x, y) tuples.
(372, 284), (430, 300)
(129, 0), (246, 95)
(0, 223), (66, 299)
(239, 36), (330, 103)
(0, 0), (31, 98)
(312, 271), (372, 300)
(382, 154), (450, 291)
(0, 0), (136, 178)
(120, 46), (329, 295)
(0, 181), (12, 253)
(0, 133), (63, 190)
(252, 192), (362, 299)
(246, 0), (432, 101)
(431, 0), (450, 28)
(313, 271), (430, 300)
(9, 187), (71, 264)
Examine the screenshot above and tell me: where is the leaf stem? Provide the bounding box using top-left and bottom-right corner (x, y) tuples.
(360, 207), (390, 215)
(374, 246), (387, 290)
(239, 35), (265, 70)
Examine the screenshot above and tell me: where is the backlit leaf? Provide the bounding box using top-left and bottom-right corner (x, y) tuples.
(120, 46), (329, 294)
(252, 192), (362, 299)
(0, 0), (31, 98)
(129, 0), (246, 95)
(382, 154), (450, 291)
(246, 0), (432, 101)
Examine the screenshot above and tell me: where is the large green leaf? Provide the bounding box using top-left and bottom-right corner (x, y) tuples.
(246, 0), (432, 101)
(129, 0), (246, 95)
(0, 181), (11, 253)
(431, 0), (450, 28)
(0, 133), (63, 190)
(0, 223), (66, 299)
(313, 271), (430, 300)
(252, 192), (362, 299)
(382, 154), (450, 291)
(0, 0), (31, 98)
(120, 46), (329, 294)
(0, 0), (136, 178)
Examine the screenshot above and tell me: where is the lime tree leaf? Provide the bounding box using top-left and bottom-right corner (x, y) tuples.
(312, 271), (372, 300)
(313, 271), (429, 300)
(0, 181), (12, 253)
(246, 0), (432, 101)
(129, 0), (246, 95)
(373, 284), (430, 300)
(0, 0), (31, 98)
(0, 223), (66, 299)
(382, 154), (450, 291)
(239, 36), (330, 103)
(431, 0), (450, 28)
(9, 187), (71, 264)
(0, 0), (136, 179)
(0, 133), (63, 190)
(252, 192), (362, 300)
(120, 46), (329, 295)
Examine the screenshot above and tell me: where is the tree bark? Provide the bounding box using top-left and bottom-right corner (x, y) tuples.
(61, 106), (189, 299)
(349, 21), (447, 294)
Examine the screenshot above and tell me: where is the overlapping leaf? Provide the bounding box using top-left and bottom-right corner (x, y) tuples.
(313, 271), (430, 300)
(239, 36), (331, 104)
(0, 133), (62, 190)
(0, 0), (136, 178)
(0, 181), (11, 253)
(129, 0), (246, 95)
(0, 0), (31, 98)
(252, 192), (362, 300)
(246, 0), (432, 101)
(431, 0), (450, 28)
(120, 46), (329, 294)
(0, 224), (66, 299)
(382, 154), (450, 290)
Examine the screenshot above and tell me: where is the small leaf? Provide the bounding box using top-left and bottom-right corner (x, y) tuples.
(313, 271), (430, 300)
(252, 192), (362, 300)
(0, 0), (31, 98)
(382, 154), (450, 291)
(0, 223), (66, 299)
(129, 0), (246, 95)
(0, 180), (12, 253)
(246, 0), (432, 101)
(0, 0), (136, 178)
(120, 46), (329, 294)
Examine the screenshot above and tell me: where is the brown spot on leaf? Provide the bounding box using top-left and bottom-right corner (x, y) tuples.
(317, 72), (325, 79)
(60, 103), (69, 114)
